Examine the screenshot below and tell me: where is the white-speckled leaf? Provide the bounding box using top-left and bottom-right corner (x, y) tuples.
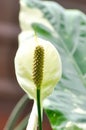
(19, 0), (86, 129)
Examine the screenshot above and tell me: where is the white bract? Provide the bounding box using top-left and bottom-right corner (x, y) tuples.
(14, 32), (62, 100)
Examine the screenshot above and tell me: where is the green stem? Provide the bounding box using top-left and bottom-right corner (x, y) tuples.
(37, 88), (42, 130)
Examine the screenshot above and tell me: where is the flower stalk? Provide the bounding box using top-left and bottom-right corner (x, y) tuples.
(37, 88), (42, 130)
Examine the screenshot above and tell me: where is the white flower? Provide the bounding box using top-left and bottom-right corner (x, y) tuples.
(14, 32), (62, 100)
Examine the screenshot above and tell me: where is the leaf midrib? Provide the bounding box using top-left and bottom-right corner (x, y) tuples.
(57, 33), (86, 87)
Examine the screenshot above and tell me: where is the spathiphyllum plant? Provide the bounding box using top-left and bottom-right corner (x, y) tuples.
(15, 33), (62, 130)
(15, 34), (62, 101)
(4, 0), (86, 130)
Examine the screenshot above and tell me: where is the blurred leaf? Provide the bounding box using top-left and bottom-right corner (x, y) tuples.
(19, 0), (86, 130)
(64, 122), (83, 130)
(4, 94), (29, 130)
(14, 115), (29, 130)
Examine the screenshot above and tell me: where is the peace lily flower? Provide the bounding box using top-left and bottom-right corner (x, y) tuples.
(14, 32), (62, 130)
(14, 32), (62, 101)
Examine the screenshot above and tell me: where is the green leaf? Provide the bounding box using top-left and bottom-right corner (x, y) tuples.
(4, 94), (29, 130)
(64, 123), (82, 130)
(19, 0), (86, 130)
(14, 115), (29, 130)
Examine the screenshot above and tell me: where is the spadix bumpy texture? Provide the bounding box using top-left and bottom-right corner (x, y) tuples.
(15, 33), (62, 100)
(32, 45), (44, 88)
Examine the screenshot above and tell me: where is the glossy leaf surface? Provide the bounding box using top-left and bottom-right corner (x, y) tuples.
(19, 0), (86, 129)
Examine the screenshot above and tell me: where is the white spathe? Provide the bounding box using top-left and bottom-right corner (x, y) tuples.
(15, 32), (62, 100)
